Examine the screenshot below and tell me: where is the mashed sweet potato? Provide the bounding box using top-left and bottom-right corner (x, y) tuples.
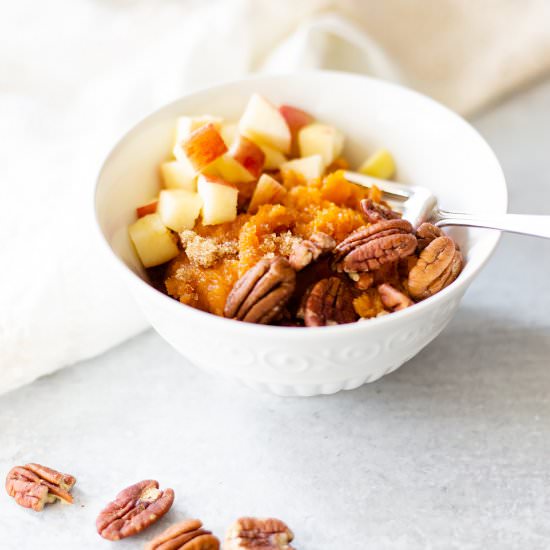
(164, 169), (375, 316)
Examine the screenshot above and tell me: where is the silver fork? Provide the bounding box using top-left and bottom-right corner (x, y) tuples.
(344, 171), (550, 239)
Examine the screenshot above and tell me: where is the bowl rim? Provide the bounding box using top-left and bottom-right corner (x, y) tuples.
(94, 69), (508, 338)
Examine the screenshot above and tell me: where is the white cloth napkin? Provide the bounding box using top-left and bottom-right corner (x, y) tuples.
(1, 0), (549, 394)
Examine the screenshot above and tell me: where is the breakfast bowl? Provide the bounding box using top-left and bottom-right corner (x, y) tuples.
(94, 71), (507, 396)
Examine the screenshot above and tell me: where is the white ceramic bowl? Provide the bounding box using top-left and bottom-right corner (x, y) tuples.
(95, 71), (507, 396)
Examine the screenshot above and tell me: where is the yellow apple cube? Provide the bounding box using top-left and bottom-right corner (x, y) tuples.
(298, 123), (344, 167)
(281, 154), (324, 180)
(259, 143), (287, 170)
(160, 159), (196, 191)
(128, 213), (179, 268)
(158, 189), (203, 232)
(197, 175), (238, 225)
(358, 149), (396, 179)
(248, 174), (287, 213)
(220, 123), (238, 147)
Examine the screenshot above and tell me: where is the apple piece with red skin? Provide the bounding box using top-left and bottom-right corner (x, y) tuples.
(183, 123), (228, 173)
(229, 135), (265, 180)
(197, 174), (239, 225)
(173, 115), (222, 160)
(248, 174), (287, 214)
(136, 199), (159, 218)
(208, 135), (266, 183)
(238, 94), (291, 154)
(279, 104), (314, 155)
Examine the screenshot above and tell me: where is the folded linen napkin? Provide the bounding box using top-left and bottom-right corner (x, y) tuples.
(1, 0), (549, 394)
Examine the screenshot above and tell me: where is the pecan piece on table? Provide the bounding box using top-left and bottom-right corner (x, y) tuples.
(224, 517), (295, 550)
(378, 283), (413, 312)
(299, 276), (357, 327)
(360, 198), (402, 223)
(224, 257), (296, 324)
(334, 219), (417, 273)
(96, 480), (174, 541)
(415, 222), (444, 251)
(146, 519), (219, 550)
(5, 463), (76, 511)
(288, 231), (336, 271)
(408, 236), (463, 300)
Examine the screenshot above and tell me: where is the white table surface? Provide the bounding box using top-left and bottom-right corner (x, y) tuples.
(1, 79), (550, 550)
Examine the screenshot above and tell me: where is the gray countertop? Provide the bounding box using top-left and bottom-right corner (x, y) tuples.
(1, 80), (550, 550)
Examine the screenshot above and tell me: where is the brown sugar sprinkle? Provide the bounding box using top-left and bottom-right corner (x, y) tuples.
(260, 231), (302, 258)
(180, 230), (238, 268)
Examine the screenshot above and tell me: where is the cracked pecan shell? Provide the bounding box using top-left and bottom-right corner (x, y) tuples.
(96, 480), (174, 541)
(415, 222), (444, 251)
(146, 519), (220, 550)
(408, 236), (463, 300)
(378, 283), (413, 312)
(300, 276), (357, 327)
(288, 231), (336, 271)
(5, 463), (76, 511)
(334, 219), (417, 273)
(224, 257), (296, 324)
(224, 517), (295, 550)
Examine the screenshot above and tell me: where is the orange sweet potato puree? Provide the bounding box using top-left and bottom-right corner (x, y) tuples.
(165, 170), (374, 316)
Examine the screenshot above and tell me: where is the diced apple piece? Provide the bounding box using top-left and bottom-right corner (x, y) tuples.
(259, 143), (287, 170)
(208, 135), (265, 183)
(358, 149), (396, 179)
(183, 123), (228, 173)
(136, 199), (158, 218)
(160, 159), (196, 191)
(158, 189), (202, 232)
(229, 135), (265, 179)
(279, 104), (314, 154)
(298, 123), (344, 167)
(197, 174), (238, 225)
(128, 213), (179, 268)
(281, 154), (325, 180)
(208, 155), (252, 183)
(173, 115), (222, 159)
(238, 93), (291, 154)
(220, 123), (238, 147)
(248, 174), (287, 214)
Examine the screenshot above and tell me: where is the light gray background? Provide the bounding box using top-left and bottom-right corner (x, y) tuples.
(1, 79), (549, 550)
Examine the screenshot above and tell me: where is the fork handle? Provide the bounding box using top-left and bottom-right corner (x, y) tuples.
(435, 211), (550, 239)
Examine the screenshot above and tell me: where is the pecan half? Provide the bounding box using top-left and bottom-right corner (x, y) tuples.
(5, 463), (76, 511)
(334, 219), (417, 273)
(415, 222), (444, 251)
(146, 519), (220, 550)
(224, 517), (295, 550)
(408, 236), (463, 300)
(288, 232), (336, 271)
(360, 198), (402, 223)
(299, 277), (357, 327)
(224, 257), (296, 324)
(378, 283), (413, 312)
(96, 480), (174, 541)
